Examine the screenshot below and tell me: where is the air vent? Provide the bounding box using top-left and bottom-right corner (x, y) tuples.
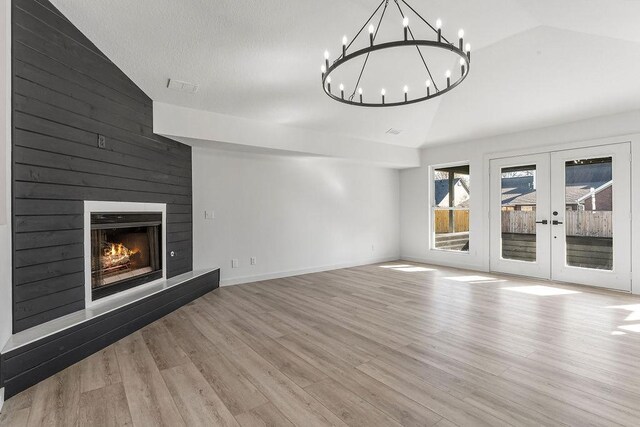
(167, 79), (199, 94)
(386, 128), (402, 135)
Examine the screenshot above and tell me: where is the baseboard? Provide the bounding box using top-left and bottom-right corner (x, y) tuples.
(0, 388), (4, 413)
(220, 256), (399, 287)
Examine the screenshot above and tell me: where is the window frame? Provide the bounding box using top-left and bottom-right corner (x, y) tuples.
(430, 162), (471, 253)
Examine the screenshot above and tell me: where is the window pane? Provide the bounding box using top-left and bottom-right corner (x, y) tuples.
(433, 165), (469, 252)
(434, 209), (470, 250)
(565, 157), (613, 270)
(501, 165), (536, 262)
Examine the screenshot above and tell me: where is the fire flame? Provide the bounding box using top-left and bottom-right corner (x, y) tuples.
(107, 243), (138, 257)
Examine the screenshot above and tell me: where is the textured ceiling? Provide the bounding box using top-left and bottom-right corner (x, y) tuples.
(50, 0), (640, 148)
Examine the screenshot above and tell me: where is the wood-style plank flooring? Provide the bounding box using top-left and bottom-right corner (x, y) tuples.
(2, 261), (640, 426)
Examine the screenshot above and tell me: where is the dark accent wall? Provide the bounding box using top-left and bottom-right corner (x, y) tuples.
(11, 0), (193, 332)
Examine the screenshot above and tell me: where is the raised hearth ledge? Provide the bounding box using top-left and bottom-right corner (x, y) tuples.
(2, 268), (218, 354)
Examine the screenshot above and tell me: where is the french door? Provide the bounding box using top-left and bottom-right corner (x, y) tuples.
(490, 143), (631, 291)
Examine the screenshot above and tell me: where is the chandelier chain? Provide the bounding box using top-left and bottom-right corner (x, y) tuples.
(342, 0), (386, 57)
(392, 0), (440, 92)
(400, 0), (452, 45)
(349, 0), (389, 100)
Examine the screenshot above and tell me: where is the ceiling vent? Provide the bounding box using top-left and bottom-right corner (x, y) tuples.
(167, 79), (199, 94)
(386, 128), (403, 135)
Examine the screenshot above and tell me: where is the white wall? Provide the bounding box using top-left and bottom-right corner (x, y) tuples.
(193, 147), (400, 285)
(400, 109), (640, 293)
(0, 0), (11, 409)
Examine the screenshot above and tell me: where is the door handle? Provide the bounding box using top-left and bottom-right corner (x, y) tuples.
(535, 220), (548, 225)
(552, 220), (563, 225)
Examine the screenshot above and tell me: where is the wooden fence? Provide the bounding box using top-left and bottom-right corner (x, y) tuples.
(435, 210), (469, 233)
(501, 210), (612, 238)
(501, 233), (613, 269)
(501, 211), (537, 235)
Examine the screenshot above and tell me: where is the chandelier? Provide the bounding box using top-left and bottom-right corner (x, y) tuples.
(321, 0), (471, 107)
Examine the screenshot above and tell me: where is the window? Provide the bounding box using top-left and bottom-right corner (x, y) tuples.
(500, 165), (537, 262)
(432, 164), (470, 252)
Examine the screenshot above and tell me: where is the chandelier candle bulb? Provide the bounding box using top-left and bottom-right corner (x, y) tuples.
(381, 88), (385, 104)
(460, 57), (466, 75)
(446, 70), (451, 87)
(458, 29), (464, 50)
(358, 87), (363, 103)
(426, 80), (431, 97)
(340, 83), (344, 99)
(403, 17), (409, 40)
(342, 35), (347, 57)
(321, 64), (326, 78)
(327, 76), (331, 93)
(404, 85), (409, 102)
(466, 43), (471, 61)
(324, 50), (330, 71)
(436, 18), (442, 42)
(369, 24), (375, 46)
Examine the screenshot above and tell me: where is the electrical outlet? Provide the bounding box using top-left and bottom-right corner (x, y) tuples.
(97, 134), (106, 149)
(250, 257), (257, 265)
(231, 259), (239, 268)
(204, 210), (215, 220)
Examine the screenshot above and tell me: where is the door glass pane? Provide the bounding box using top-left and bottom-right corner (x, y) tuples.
(433, 165), (470, 252)
(564, 157), (613, 270)
(501, 165), (537, 262)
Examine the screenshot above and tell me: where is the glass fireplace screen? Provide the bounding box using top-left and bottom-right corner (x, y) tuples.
(91, 212), (162, 300)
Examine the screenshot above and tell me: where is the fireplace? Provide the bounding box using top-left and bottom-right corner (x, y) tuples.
(90, 212), (163, 301)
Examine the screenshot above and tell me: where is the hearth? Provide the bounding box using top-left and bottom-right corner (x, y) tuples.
(91, 212), (162, 301)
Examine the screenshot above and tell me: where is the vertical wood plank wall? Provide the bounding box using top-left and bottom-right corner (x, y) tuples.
(11, 0), (193, 332)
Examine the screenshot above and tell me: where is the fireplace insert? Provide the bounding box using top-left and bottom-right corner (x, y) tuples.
(91, 212), (163, 301)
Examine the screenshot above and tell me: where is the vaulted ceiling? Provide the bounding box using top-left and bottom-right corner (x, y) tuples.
(50, 0), (640, 152)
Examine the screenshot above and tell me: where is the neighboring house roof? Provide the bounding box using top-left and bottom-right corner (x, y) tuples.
(436, 163), (612, 209)
(502, 182), (610, 207)
(576, 180), (613, 203)
(565, 183), (609, 205)
(502, 190), (536, 206)
(566, 162), (612, 184)
(434, 179), (470, 208)
(501, 162), (612, 207)
(501, 176), (535, 206)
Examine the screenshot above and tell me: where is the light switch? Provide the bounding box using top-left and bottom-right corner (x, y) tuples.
(232, 259), (239, 268)
(205, 210), (215, 220)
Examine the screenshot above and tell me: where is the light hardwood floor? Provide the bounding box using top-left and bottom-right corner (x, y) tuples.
(2, 261), (640, 426)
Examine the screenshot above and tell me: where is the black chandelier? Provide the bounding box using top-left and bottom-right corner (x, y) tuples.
(321, 0), (471, 107)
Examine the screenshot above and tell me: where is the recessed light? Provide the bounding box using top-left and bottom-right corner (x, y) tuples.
(386, 128), (402, 135)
